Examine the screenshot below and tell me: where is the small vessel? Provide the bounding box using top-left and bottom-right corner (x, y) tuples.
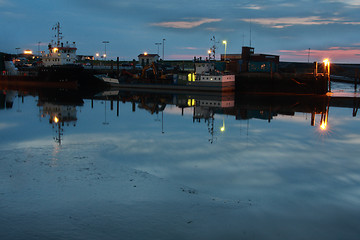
(186, 59), (235, 91)
(94, 60), (235, 92)
(41, 22), (77, 67)
(0, 23), (106, 89)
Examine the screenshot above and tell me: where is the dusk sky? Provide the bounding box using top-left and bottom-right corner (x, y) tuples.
(1, 0), (360, 63)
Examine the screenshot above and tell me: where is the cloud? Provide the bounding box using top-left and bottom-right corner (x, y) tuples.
(180, 47), (198, 50)
(0, 0), (11, 6)
(279, 46), (360, 62)
(151, 18), (222, 29)
(240, 16), (360, 28)
(0, 123), (17, 130)
(168, 54), (208, 60)
(324, 0), (360, 7)
(238, 4), (264, 10)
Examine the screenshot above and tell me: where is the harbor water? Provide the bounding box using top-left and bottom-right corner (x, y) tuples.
(1, 84), (360, 240)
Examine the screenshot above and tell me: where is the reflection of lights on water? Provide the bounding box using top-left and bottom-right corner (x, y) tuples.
(220, 119), (225, 132)
(187, 99), (195, 107)
(53, 116), (59, 123)
(320, 121), (327, 131)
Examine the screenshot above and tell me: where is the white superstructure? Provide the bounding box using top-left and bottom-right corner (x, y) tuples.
(193, 61), (235, 84)
(41, 22), (77, 67)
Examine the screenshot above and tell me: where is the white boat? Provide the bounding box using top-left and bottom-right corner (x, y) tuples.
(41, 22), (77, 67)
(184, 60), (235, 91)
(94, 75), (119, 85)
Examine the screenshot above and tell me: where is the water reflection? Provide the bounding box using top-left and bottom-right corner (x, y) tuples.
(1, 86), (360, 239)
(0, 90), (17, 109)
(1, 86), (360, 145)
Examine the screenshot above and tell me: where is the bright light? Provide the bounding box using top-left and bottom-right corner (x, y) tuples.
(23, 49), (33, 54)
(53, 116), (59, 123)
(208, 50), (211, 54)
(187, 99), (195, 107)
(53, 48), (58, 53)
(188, 73), (195, 82)
(222, 41), (227, 60)
(103, 54), (107, 58)
(323, 58), (330, 66)
(220, 119), (225, 132)
(320, 122), (327, 131)
(96, 53), (99, 57)
(144, 52), (148, 56)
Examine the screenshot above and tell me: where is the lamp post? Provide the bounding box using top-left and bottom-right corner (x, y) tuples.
(155, 42), (161, 55)
(102, 41), (109, 61)
(38, 42), (41, 56)
(162, 38), (165, 60)
(208, 50), (211, 60)
(323, 58), (331, 92)
(222, 40), (227, 61)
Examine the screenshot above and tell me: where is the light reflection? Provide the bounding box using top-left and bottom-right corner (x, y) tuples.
(53, 116), (59, 123)
(220, 118), (225, 132)
(4, 88), (360, 145)
(320, 121), (327, 131)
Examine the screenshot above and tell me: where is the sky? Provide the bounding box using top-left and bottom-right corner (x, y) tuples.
(1, 0), (360, 63)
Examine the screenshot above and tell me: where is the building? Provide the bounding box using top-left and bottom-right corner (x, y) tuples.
(220, 54), (242, 61)
(221, 47), (280, 73)
(138, 53), (159, 67)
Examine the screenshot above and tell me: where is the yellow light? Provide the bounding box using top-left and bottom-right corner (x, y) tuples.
(103, 54), (107, 58)
(187, 99), (195, 107)
(208, 50), (211, 54)
(144, 52), (148, 56)
(54, 116), (59, 123)
(53, 48), (58, 53)
(96, 53), (99, 57)
(220, 119), (225, 132)
(24, 49), (33, 54)
(323, 58), (329, 66)
(188, 73), (195, 82)
(222, 40), (227, 44)
(320, 122), (327, 131)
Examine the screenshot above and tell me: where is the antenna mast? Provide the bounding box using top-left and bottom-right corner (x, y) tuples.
(210, 36), (219, 60)
(52, 22), (63, 47)
(249, 18), (252, 47)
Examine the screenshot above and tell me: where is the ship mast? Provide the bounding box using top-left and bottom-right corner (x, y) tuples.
(210, 36), (219, 60)
(52, 22), (63, 47)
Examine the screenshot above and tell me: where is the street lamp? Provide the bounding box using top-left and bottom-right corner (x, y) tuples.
(208, 50), (211, 60)
(38, 42), (41, 56)
(222, 40), (227, 61)
(162, 38), (166, 60)
(102, 41), (109, 61)
(155, 42), (161, 55)
(323, 58), (331, 92)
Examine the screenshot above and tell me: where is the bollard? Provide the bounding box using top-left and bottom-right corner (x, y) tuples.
(355, 69), (358, 92)
(117, 57), (120, 78)
(117, 99), (119, 117)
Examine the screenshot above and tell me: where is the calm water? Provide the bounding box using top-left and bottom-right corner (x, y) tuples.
(1, 85), (360, 239)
